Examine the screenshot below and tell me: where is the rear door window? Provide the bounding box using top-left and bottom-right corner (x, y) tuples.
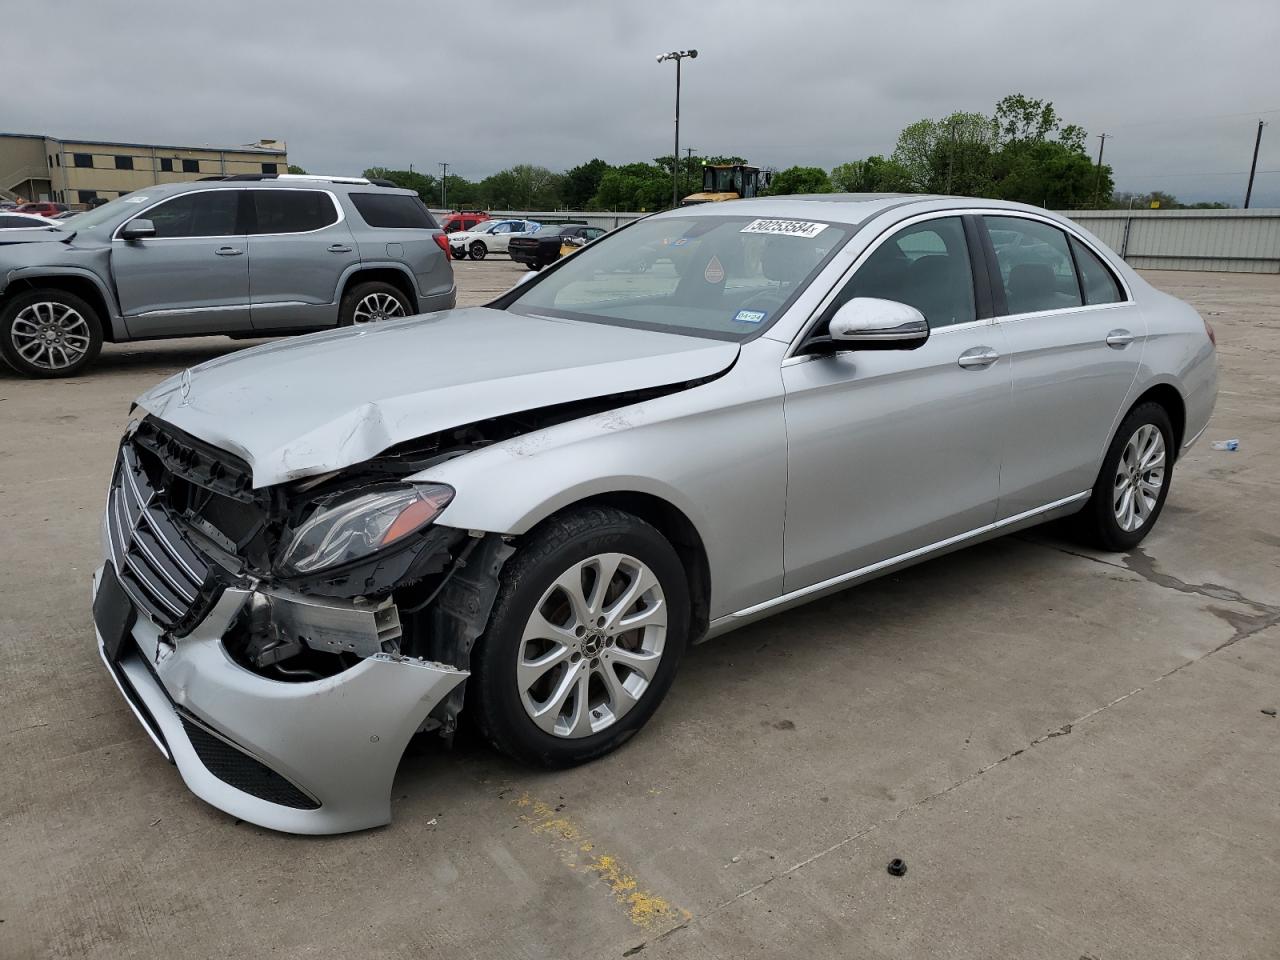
(985, 216), (1083, 314)
(1069, 236), (1124, 305)
(140, 190), (240, 238)
(250, 190), (339, 234)
(351, 193), (438, 229)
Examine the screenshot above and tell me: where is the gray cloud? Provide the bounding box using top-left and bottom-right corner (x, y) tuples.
(2, 0), (1276, 205)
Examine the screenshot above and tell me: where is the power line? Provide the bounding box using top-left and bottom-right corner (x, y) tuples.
(1115, 169), (1279, 179)
(1095, 106), (1280, 131)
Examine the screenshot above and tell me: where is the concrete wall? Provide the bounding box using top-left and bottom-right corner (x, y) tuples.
(437, 206), (1280, 274)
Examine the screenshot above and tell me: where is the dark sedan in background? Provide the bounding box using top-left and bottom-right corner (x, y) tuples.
(509, 222), (606, 270)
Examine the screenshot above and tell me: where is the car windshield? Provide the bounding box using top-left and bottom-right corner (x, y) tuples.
(58, 193), (150, 231)
(508, 214), (850, 341)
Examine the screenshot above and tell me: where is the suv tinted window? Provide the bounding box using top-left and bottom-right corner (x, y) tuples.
(1069, 236), (1124, 305)
(350, 193), (438, 229)
(834, 216), (976, 328)
(142, 190), (240, 238)
(986, 216), (1083, 314)
(251, 190), (338, 234)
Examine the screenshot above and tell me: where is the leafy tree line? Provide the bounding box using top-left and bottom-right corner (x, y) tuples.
(338, 93), (1220, 212)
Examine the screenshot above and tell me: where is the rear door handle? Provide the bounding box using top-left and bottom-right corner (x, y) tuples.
(1106, 329), (1135, 348)
(215, 246), (243, 257)
(957, 346), (1000, 369)
(327, 244), (353, 253)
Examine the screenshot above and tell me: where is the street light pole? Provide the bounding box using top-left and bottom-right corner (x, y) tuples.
(438, 161), (449, 209)
(656, 49), (697, 209)
(1244, 120), (1266, 209)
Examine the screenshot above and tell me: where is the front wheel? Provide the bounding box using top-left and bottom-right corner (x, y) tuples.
(526, 262), (541, 272)
(451, 247), (467, 260)
(0, 288), (103, 378)
(1075, 402), (1174, 551)
(469, 507), (690, 768)
(469, 241), (488, 261)
(339, 281), (412, 326)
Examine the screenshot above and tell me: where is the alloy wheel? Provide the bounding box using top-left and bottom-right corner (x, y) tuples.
(10, 301), (92, 371)
(1113, 423), (1166, 532)
(352, 292), (406, 324)
(516, 552), (667, 739)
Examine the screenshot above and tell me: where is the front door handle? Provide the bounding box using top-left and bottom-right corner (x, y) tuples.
(215, 246), (244, 257)
(327, 244), (353, 253)
(957, 346), (1000, 369)
(1105, 329), (1135, 348)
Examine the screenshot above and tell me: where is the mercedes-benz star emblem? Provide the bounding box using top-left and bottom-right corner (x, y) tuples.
(178, 368), (192, 406)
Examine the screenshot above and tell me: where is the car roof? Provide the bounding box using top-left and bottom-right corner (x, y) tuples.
(116, 176), (418, 200)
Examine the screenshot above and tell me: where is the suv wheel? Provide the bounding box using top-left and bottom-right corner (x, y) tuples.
(469, 241), (488, 261)
(339, 281), (412, 326)
(469, 506), (689, 768)
(1074, 402), (1174, 551)
(0, 289), (103, 378)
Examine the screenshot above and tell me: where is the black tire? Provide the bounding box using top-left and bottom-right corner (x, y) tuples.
(1074, 402), (1175, 551)
(526, 262), (541, 272)
(0, 288), (103, 378)
(469, 506), (690, 768)
(451, 248), (467, 260)
(469, 241), (488, 261)
(338, 281), (412, 327)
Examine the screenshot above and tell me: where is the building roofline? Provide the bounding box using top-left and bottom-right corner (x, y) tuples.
(0, 132), (286, 156)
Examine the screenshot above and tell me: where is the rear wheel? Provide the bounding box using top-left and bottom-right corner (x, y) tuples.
(526, 262), (541, 272)
(470, 507), (689, 768)
(1075, 402), (1174, 551)
(0, 288), (103, 378)
(469, 241), (488, 261)
(339, 281), (412, 326)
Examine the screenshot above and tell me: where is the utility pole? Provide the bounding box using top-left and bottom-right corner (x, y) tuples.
(684, 146), (696, 200)
(656, 50), (698, 208)
(1093, 133), (1109, 208)
(1244, 120), (1266, 209)
(438, 161), (449, 209)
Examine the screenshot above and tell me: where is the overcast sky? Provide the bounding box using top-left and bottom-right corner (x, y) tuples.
(3, 0), (1277, 206)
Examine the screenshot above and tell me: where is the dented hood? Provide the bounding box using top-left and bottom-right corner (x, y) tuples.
(135, 307), (738, 487)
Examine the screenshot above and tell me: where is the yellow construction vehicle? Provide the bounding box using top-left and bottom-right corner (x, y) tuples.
(681, 163), (770, 205)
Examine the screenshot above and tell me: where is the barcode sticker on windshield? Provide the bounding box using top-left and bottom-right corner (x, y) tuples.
(741, 218), (829, 238)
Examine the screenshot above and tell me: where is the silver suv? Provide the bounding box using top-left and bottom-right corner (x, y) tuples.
(0, 175), (455, 378)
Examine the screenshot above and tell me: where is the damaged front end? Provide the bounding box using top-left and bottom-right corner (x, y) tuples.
(95, 415), (515, 834)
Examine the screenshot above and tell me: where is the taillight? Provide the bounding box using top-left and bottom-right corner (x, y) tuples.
(1203, 315), (1216, 347)
(433, 233), (450, 256)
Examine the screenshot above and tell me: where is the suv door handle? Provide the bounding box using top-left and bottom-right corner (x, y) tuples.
(1105, 329), (1135, 348)
(215, 246), (243, 257)
(327, 244), (353, 253)
(957, 346), (1000, 369)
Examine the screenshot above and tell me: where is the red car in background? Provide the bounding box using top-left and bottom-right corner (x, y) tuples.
(14, 201), (69, 218)
(438, 210), (489, 234)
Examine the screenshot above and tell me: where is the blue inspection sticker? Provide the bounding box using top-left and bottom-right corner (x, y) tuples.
(734, 309), (767, 324)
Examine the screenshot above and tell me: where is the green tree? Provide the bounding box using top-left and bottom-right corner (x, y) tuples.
(592, 162), (670, 210)
(562, 159), (611, 209)
(891, 112), (998, 195)
(362, 167), (439, 203)
(286, 164), (307, 175)
(830, 155), (913, 192)
(477, 164), (563, 209)
(766, 165), (832, 195)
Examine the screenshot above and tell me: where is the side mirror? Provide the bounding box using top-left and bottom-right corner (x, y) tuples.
(806, 297), (930, 354)
(120, 219), (156, 241)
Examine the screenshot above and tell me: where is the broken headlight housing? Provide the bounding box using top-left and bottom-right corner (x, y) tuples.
(277, 483), (454, 576)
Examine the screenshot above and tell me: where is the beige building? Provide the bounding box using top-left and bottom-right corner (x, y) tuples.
(0, 133), (288, 207)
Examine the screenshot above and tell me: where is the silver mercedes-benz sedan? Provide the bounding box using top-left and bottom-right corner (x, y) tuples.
(92, 194), (1217, 834)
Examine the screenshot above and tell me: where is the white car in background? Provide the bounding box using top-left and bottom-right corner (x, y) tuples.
(0, 212), (60, 229)
(449, 219), (541, 261)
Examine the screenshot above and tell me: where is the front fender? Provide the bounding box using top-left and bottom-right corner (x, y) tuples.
(411, 354), (790, 620)
(5, 265), (125, 338)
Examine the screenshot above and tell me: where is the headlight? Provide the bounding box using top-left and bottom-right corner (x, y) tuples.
(277, 483), (454, 575)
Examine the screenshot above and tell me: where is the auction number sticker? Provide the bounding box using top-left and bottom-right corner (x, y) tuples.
(741, 218), (829, 238)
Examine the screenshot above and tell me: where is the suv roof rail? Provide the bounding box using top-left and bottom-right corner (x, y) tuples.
(203, 173), (380, 186)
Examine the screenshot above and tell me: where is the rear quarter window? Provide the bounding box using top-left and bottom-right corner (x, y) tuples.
(351, 193), (438, 229)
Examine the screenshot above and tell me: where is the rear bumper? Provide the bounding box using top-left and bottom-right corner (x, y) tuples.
(92, 565), (467, 835)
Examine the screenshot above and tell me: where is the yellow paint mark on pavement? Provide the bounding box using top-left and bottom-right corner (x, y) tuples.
(510, 792), (690, 930)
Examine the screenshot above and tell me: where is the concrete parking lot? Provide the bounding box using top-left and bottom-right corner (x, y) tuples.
(1, 261), (1276, 959)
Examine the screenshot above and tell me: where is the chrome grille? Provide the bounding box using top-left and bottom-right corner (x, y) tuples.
(105, 442), (212, 631)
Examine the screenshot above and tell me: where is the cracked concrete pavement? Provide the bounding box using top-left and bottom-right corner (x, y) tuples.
(0, 263), (1277, 959)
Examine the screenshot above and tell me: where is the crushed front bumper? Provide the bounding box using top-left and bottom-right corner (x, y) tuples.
(92, 565), (467, 835)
